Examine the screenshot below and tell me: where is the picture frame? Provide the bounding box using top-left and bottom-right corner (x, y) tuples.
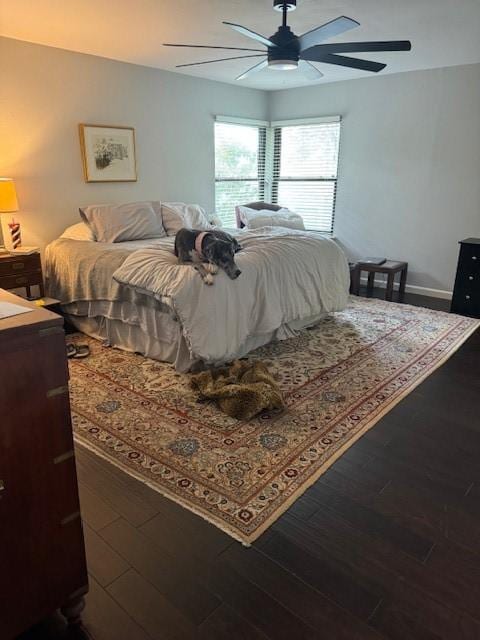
(79, 124), (137, 182)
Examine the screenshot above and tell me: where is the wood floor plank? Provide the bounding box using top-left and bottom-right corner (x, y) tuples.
(406, 382), (480, 433)
(82, 576), (152, 640)
(216, 545), (386, 640)
(206, 556), (328, 640)
(99, 518), (221, 625)
(78, 482), (121, 532)
(392, 405), (480, 458)
(306, 482), (435, 561)
(83, 523), (130, 587)
(369, 577), (480, 640)
(357, 437), (472, 501)
(256, 530), (382, 620)
(279, 509), (480, 621)
(383, 430), (480, 484)
(197, 605), (269, 640)
(139, 510), (233, 569)
(318, 466), (389, 502)
(75, 447), (161, 527)
(426, 541), (480, 609)
(461, 483), (480, 518)
(282, 491), (320, 521)
(107, 569), (196, 640)
(369, 480), (480, 554)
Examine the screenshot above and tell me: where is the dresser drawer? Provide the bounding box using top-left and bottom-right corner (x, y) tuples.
(451, 284), (480, 317)
(0, 269), (43, 290)
(0, 254), (41, 276)
(459, 244), (480, 272)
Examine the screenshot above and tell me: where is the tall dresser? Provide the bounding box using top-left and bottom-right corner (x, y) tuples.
(451, 238), (480, 318)
(0, 289), (88, 639)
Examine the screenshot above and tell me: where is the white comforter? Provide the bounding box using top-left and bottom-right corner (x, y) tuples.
(112, 227), (349, 364)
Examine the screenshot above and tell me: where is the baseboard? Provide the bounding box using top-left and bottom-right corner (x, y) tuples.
(359, 276), (452, 301)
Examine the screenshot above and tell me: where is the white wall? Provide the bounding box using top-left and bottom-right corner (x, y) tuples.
(0, 37), (268, 250)
(2, 35), (479, 294)
(269, 64), (480, 294)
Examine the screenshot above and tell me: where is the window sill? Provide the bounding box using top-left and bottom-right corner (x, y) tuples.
(308, 230), (336, 240)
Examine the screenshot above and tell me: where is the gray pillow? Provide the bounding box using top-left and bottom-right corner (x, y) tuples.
(80, 201), (166, 243)
(161, 202), (213, 236)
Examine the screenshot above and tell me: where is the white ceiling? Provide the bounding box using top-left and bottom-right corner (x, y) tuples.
(2, 0), (480, 90)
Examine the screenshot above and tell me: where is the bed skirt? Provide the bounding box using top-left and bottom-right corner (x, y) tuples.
(64, 302), (327, 372)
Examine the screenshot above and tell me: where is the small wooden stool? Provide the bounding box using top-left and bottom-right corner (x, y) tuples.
(352, 260), (408, 302)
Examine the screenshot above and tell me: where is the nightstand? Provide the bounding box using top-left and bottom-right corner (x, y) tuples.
(352, 260), (408, 302)
(0, 251), (45, 299)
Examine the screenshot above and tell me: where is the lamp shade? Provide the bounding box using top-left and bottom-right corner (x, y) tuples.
(0, 178), (19, 212)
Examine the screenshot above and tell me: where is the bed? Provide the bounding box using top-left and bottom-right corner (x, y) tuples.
(45, 217), (350, 372)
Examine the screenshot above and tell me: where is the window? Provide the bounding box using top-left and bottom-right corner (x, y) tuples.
(272, 119), (341, 233)
(214, 116), (341, 232)
(214, 120), (267, 227)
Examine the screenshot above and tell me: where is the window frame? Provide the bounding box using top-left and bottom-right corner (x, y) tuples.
(214, 117), (269, 227)
(214, 115), (342, 233)
(270, 116), (341, 235)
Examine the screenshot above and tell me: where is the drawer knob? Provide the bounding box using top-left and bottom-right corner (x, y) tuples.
(472, 256), (478, 261)
(465, 295), (471, 300)
(12, 262), (25, 270)
(15, 276), (28, 284)
(469, 276), (474, 281)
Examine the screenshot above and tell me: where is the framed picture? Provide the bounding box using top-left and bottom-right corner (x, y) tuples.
(79, 124), (137, 182)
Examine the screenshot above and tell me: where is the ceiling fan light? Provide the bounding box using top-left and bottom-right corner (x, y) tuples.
(268, 59), (298, 70)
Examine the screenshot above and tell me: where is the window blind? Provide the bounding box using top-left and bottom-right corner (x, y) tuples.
(272, 121), (341, 233)
(215, 121), (266, 227)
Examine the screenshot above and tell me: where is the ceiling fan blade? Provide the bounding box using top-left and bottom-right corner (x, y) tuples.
(304, 41), (412, 54)
(164, 43), (266, 52)
(301, 52), (386, 73)
(223, 21), (277, 48)
(237, 58), (268, 81)
(299, 16), (360, 51)
(176, 54), (266, 69)
(299, 60), (324, 80)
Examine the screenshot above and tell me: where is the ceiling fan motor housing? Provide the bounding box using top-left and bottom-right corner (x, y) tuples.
(273, 0), (297, 10)
(268, 25), (300, 65)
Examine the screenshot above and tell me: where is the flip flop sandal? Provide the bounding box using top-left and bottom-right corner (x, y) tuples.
(66, 343), (77, 359)
(72, 344), (90, 359)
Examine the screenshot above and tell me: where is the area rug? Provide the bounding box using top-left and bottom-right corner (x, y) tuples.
(68, 297), (479, 545)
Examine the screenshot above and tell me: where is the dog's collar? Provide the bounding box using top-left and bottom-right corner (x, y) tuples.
(195, 231), (208, 258)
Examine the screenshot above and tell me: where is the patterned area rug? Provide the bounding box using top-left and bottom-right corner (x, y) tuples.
(69, 297), (479, 545)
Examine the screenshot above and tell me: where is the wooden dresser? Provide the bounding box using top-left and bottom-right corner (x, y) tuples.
(451, 238), (480, 318)
(0, 289), (88, 639)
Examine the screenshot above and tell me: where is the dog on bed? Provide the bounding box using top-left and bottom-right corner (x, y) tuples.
(174, 228), (242, 284)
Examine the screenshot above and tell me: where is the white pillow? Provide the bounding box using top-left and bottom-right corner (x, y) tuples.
(80, 201), (166, 243)
(60, 222), (95, 242)
(236, 206), (305, 230)
(161, 202), (213, 236)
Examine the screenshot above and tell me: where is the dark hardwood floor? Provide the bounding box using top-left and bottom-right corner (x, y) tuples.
(18, 289), (480, 640)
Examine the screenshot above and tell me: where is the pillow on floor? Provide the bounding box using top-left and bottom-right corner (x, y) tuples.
(80, 201), (166, 243)
(60, 222), (95, 242)
(161, 202), (213, 236)
(236, 205), (305, 230)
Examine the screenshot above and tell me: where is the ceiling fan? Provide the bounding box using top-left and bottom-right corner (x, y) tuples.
(164, 0), (411, 81)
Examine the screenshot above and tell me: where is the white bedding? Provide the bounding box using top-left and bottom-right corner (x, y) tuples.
(46, 226), (349, 370)
(112, 227), (349, 365)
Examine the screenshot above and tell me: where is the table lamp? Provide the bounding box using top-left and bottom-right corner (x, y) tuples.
(0, 178), (21, 251)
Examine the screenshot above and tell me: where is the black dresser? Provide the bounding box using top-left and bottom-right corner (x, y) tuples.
(451, 238), (480, 318)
